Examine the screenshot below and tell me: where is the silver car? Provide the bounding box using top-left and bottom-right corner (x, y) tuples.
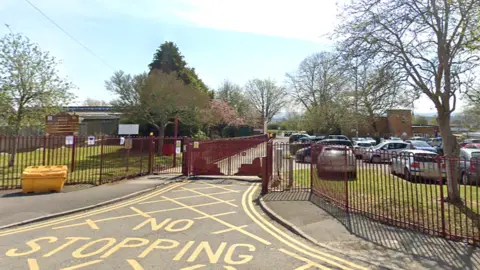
(317, 146), (356, 174)
(363, 141), (411, 163)
(390, 150), (445, 181)
(353, 141), (375, 159)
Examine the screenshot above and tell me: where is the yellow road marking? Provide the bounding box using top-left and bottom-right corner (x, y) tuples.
(279, 248), (332, 270)
(127, 259), (144, 270)
(139, 191), (235, 205)
(130, 207), (151, 218)
(27, 259), (39, 270)
(173, 183), (240, 193)
(180, 264), (206, 270)
(180, 187), (238, 207)
(212, 225), (248, 235)
(60, 260), (103, 270)
(52, 200), (234, 230)
(0, 183), (185, 237)
(246, 184), (368, 270)
(161, 195), (271, 245)
(194, 211), (236, 220)
(85, 219), (99, 230)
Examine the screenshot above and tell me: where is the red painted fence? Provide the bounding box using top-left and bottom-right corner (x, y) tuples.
(0, 136), (185, 189)
(263, 141), (480, 245)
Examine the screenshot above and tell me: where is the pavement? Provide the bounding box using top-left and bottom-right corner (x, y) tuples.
(0, 180), (380, 269)
(262, 191), (480, 270)
(0, 174), (184, 229)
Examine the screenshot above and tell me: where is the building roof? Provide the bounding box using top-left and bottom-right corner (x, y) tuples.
(63, 106), (116, 112)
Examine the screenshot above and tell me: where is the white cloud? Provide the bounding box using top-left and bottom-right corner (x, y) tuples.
(172, 0), (340, 42)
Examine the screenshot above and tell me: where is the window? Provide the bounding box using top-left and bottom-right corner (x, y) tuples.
(396, 143), (408, 149)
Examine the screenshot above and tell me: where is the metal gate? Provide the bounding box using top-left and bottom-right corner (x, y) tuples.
(185, 135), (268, 177)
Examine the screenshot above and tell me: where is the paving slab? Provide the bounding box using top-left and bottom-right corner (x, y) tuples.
(262, 191), (480, 270)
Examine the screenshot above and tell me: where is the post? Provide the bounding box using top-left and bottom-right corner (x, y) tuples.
(310, 143), (314, 191)
(261, 141), (272, 195)
(173, 116), (179, 168)
(438, 157), (446, 237)
(148, 136), (154, 174)
(99, 136), (105, 185)
(42, 135), (47, 166)
(182, 137), (190, 176)
(344, 147), (349, 212)
(289, 155), (294, 189)
(70, 135), (76, 172)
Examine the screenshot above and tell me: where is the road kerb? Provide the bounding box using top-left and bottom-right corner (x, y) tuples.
(0, 177), (186, 231)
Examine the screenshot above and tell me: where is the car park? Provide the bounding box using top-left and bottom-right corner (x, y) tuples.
(327, 135), (350, 141)
(464, 143), (480, 150)
(460, 139), (480, 148)
(289, 133), (309, 144)
(428, 137), (442, 147)
(295, 139), (353, 163)
(390, 150), (445, 181)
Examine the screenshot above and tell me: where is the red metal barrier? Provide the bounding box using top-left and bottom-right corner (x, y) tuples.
(0, 136), (185, 189)
(189, 135), (268, 176)
(262, 142), (480, 245)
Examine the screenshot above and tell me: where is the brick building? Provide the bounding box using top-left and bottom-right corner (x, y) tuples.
(352, 109), (439, 139)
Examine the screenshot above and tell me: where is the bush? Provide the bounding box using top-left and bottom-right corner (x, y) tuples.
(192, 130), (209, 139)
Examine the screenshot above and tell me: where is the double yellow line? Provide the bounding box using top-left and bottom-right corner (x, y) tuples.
(0, 182), (186, 237)
(242, 184), (368, 270)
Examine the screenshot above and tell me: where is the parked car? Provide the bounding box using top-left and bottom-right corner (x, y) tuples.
(390, 150), (445, 181)
(295, 139), (353, 163)
(289, 133), (309, 144)
(327, 135), (350, 141)
(409, 136), (428, 142)
(363, 137), (377, 145)
(459, 148), (480, 185)
(317, 145), (356, 179)
(363, 141), (411, 163)
(405, 140), (437, 153)
(434, 141), (444, 156)
(464, 143), (480, 150)
(460, 139), (480, 148)
(353, 141), (375, 159)
(428, 137), (442, 147)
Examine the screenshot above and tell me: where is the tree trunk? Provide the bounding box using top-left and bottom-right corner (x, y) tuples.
(155, 124), (166, 155)
(8, 122), (21, 167)
(437, 112), (461, 203)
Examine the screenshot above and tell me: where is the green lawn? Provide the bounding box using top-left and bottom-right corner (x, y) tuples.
(0, 145), (182, 189)
(291, 168), (480, 241)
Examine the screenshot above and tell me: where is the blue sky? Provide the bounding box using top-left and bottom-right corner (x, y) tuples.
(0, 0), (446, 114)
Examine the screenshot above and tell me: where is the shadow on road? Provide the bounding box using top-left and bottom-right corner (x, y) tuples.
(310, 194), (480, 270)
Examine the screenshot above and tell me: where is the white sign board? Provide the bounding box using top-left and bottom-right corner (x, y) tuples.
(193, 141), (199, 149)
(87, 136), (95, 145)
(118, 124), (139, 135)
(65, 136), (74, 145)
(120, 137), (125, 145)
(175, 140), (181, 154)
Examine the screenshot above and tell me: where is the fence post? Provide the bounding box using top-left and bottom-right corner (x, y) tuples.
(99, 136), (105, 185)
(438, 156), (446, 237)
(148, 136), (154, 174)
(261, 140), (272, 195)
(70, 136), (76, 172)
(310, 143), (314, 191)
(182, 137), (190, 176)
(344, 147), (349, 212)
(42, 136), (47, 166)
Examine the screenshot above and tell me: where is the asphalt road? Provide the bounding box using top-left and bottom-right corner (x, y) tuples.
(0, 180), (374, 270)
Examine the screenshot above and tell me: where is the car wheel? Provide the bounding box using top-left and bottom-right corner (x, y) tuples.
(461, 172), (470, 185)
(371, 156), (381, 163)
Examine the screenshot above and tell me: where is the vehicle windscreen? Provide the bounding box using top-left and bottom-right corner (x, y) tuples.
(411, 141), (431, 147)
(322, 140), (352, 147)
(414, 154), (438, 163)
(471, 152), (480, 159)
(357, 143), (372, 147)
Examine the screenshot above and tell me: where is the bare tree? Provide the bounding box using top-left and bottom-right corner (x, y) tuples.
(0, 33), (73, 166)
(244, 78), (288, 124)
(337, 0), (480, 202)
(216, 79), (250, 118)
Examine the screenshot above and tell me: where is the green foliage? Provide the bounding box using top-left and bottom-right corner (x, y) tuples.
(192, 130), (209, 139)
(0, 33), (74, 134)
(149, 41), (210, 94)
(221, 126), (237, 138)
